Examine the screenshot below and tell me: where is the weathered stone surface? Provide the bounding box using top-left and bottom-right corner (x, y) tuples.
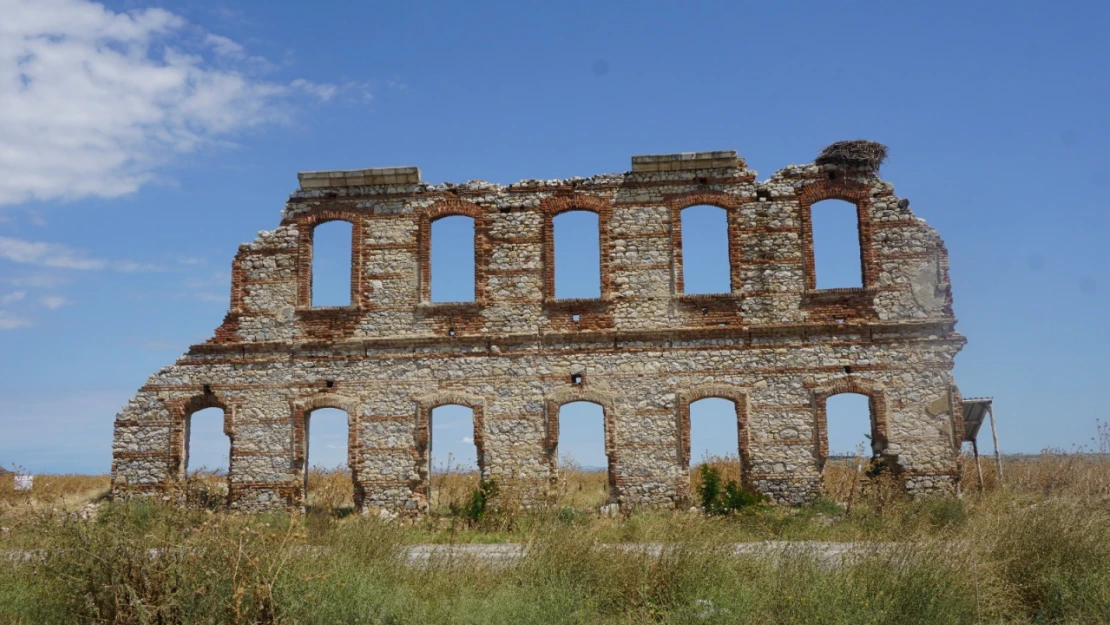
(111, 151), (968, 513)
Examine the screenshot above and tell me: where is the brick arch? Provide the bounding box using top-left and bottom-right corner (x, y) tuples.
(543, 388), (619, 501)
(167, 390), (233, 481)
(291, 393), (361, 495)
(797, 178), (876, 291)
(295, 210), (363, 308)
(413, 391), (487, 496)
(809, 377), (891, 473)
(668, 192), (743, 295)
(417, 199), (487, 303)
(675, 385), (751, 494)
(541, 195), (613, 301)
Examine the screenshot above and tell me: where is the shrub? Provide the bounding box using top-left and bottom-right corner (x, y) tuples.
(457, 479), (499, 525)
(696, 465), (765, 515)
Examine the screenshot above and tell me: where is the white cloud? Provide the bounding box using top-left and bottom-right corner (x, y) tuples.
(462, 436), (474, 444)
(0, 235), (155, 271)
(204, 33), (245, 59)
(0, 0), (363, 207)
(9, 273), (70, 288)
(0, 291), (26, 304)
(0, 310), (33, 329)
(0, 236), (104, 269)
(40, 294), (72, 309)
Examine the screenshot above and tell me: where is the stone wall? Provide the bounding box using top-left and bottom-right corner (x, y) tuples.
(111, 150), (967, 513)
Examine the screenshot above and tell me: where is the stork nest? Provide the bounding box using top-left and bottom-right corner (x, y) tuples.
(815, 140), (888, 172)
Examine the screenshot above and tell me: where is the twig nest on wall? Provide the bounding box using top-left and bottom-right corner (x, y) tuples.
(815, 140), (889, 172)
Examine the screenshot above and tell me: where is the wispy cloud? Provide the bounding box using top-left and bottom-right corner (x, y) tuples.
(0, 0), (366, 207)
(0, 236), (157, 272)
(0, 311), (33, 330)
(40, 294), (72, 310)
(0, 236), (104, 269)
(0, 291), (26, 304)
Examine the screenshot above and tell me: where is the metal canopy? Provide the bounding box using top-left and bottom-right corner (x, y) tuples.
(962, 397), (993, 442)
(960, 396), (1002, 489)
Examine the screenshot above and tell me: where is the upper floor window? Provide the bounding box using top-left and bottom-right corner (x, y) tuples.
(430, 215), (476, 303)
(811, 200), (863, 289)
(680, 205), (730, 294)
(553, 210), (601, 299)
(311, 220), (353, 306)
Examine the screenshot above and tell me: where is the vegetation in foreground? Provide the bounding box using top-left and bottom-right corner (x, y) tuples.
(2, 436), (1109, 624)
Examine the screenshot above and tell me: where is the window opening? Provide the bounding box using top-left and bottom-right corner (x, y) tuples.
(304, 407), (353, 514)
(311, 221), (353, 306)
(811, 200), (863, 289)
(553, 211), (601, 299)
(184, 407), (229, 506)
(430, 215), (476, 302)
(556, 401), (610, 508)
(429, 404), (478, 515)
(680, 205), (730, 294)
(688, 397), (741, 490)
(824, 393), (874, 504)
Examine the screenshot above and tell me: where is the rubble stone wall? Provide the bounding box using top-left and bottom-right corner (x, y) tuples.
(112, 151), (967, 513)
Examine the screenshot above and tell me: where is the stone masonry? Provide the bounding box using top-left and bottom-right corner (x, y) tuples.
(111, 148), (968, 513)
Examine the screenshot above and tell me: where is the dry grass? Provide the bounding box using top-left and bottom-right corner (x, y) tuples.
(0, 472), (109, 515)
(3, 444), (1110, 623)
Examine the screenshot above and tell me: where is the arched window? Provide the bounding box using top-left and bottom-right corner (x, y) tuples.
(303, 407), (353, 513)
(556, 401), (610, 507)
(688, 397), (741, 486)
(552, 211), (601, 299)
(184, 406), (229, 505)
(825, 393), (874, 460)
(428, 404), (479, 514)
(185, 407), (229, 476)
(311, 220), (353, 306)
(810, 200), (863, 289)
(822, 392), (875, 504)
(680, 205), (730, 294)
(430, 216), (476, 303)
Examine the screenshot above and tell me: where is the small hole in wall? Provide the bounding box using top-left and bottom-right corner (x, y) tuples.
(828, 171), (838, 181)
(717, 322), (727, 327)
(499, 206), (511, 214)
(571, 373), (583, 385)
(448, 328), (456, 337)
(326, 380), (335, 389)
(697, 176), (708, 185)
(834, 317), (846, 324)
(325, 192), (338, 199)
(843, 366), (853, 374)
(571, 314), (581, 323)
(756, 189), (770, 202)
(700, 306), (709, 315)
(203, 384), (212, 395)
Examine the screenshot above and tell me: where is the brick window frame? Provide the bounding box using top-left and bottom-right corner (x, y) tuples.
(541, 195), (613, 302)
(167, 391), (233, 482)
(291, 393), (361, 505)
(416, 199), (487, 304)
(668, 191), (743, 295)
(797, 179), (876, 291)
(414, 392), (487, 498)
(295, 211), (363, 309)
(675, 385), (751, 494)
(809, 378), (890, 473)
(543, 388), (619, 499)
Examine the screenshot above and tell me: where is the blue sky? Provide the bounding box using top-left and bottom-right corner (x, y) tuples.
(1, 1), (1108, 475)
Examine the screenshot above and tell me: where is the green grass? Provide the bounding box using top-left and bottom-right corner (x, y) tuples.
(3, 452), (1110, 623)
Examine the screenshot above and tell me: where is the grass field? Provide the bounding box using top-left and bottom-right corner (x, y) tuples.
(2, 443), (1109, 624)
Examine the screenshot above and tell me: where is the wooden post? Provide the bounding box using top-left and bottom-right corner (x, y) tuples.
(987, 404), (1003, 483)
(972, 439), (984, 491)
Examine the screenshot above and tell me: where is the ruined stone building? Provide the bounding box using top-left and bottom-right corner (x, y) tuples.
(111, 143), (971, 513)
